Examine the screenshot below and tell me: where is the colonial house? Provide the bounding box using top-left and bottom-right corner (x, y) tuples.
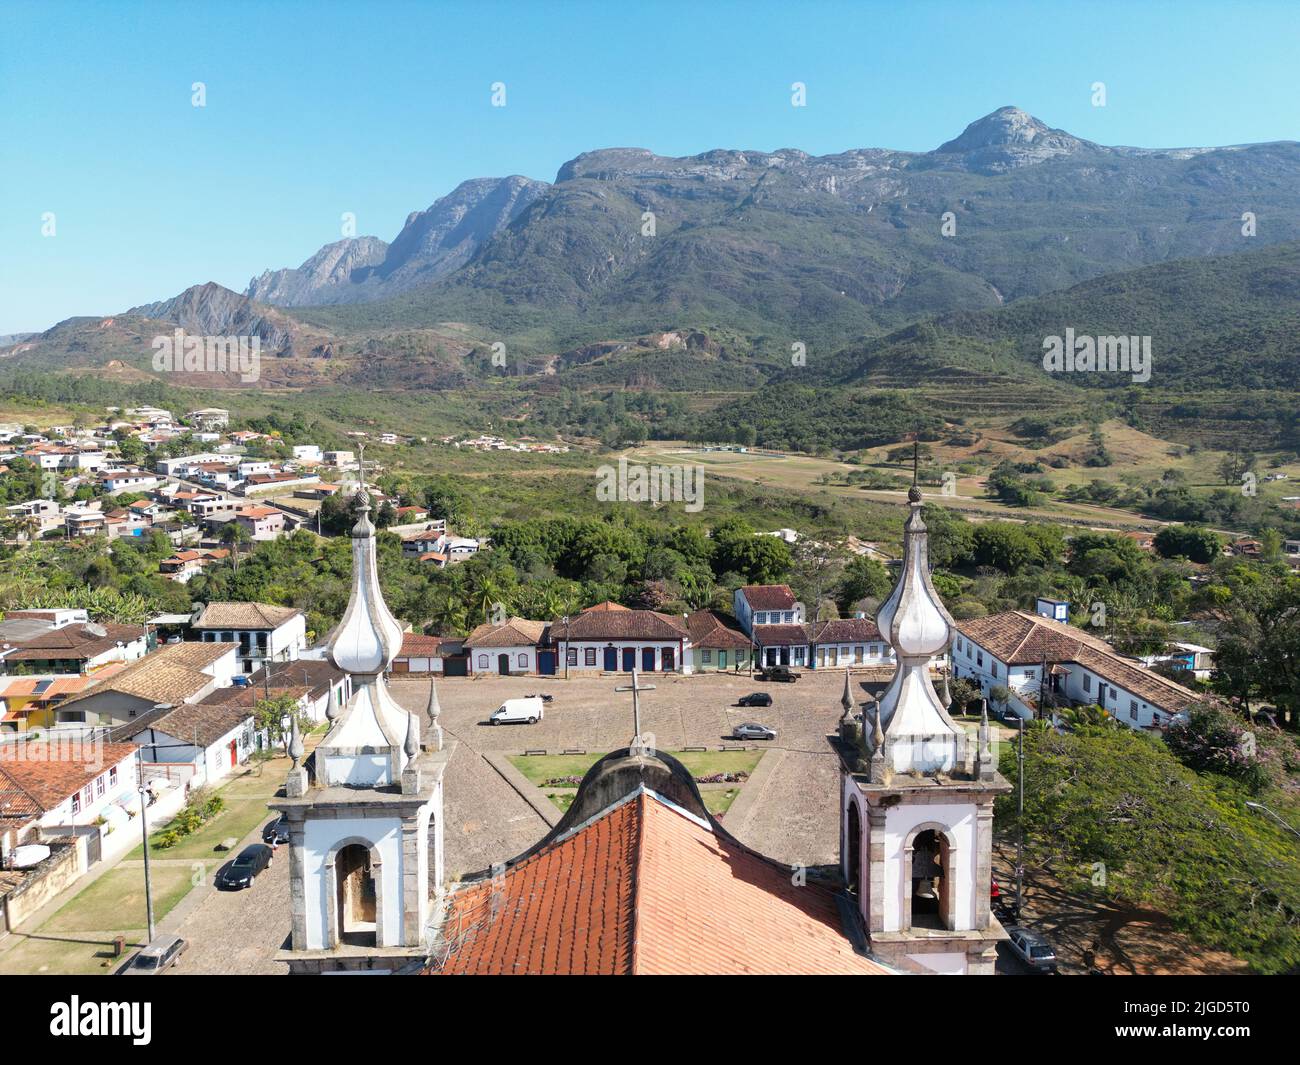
(51, 642), (240, 728)
(686, 610), (753, 673)
(244, 658), (351, 724)
(953, 609), (1203, 729)
(464, 618), (549, 676)
(0, 742), (141, 848)
(390, 634), (448, 675)
(550, 602), (692, 675)
(733, 584), (803, 633)
(109, 701), (255, 788)
(192, 602), (306, 674)
(744, 615), (895, 671)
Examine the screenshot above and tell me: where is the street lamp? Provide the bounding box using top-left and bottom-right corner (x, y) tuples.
(1245, 801), (1300, 842)
(137, 753), (155, 943)
(562, 616), (569, 681)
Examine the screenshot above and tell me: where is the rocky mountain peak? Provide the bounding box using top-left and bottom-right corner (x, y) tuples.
(932, 106), (1093, 173)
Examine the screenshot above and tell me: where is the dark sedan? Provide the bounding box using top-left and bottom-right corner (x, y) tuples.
(262, 815), (290, 845)
(216, 844), (273, 890)
(737, 692), (773, 708)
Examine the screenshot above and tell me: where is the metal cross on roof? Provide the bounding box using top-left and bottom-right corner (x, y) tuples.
(615, 666), (656, 749)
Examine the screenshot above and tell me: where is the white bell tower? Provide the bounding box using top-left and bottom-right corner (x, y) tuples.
(271, 487), (452, 974)
(840, 483), (1010, 975)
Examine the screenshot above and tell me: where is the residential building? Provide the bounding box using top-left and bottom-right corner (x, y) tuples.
(159, 547), (230, 583)
(191, 601), (306, 673)
(185, 408), (230, 429)
(390, 634), (448, 675)
(464, 617), (549, 675)
(51, 642), (240, 728)
(733, 584), (803, 632)
(549, 602), (692, 675)
(109, 702), (254, 787)
(686, 610), (753, 672)
(0, 619), (148, 677)
(954, 610), (1203, 729)
(0, 742), (141, 847)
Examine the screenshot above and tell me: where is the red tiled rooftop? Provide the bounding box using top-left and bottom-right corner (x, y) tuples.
(432, 792), (890, 976)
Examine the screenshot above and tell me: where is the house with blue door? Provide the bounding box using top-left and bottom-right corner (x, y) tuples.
(549, 602), (693, 675)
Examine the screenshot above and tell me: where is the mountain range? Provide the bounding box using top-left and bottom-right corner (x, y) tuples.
(6, 106), (1300, 396)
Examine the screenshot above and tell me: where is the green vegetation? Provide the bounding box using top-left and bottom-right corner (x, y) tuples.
(1005, 722), (1300, 973)
(509, 749), (763, 788)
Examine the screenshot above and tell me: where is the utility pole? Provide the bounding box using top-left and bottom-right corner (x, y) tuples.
(1015, 715), (1025, 920)
(137, 752), (155, 943)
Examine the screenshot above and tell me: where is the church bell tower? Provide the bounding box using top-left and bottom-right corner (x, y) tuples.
(840, 483), (1010, 974)
(271, 488), (451, 974)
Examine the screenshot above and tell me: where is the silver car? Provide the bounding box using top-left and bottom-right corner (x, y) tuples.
(121, 933), (187, 975)
(1004, 927), (1057, 973)
(733, 722), (776, 741)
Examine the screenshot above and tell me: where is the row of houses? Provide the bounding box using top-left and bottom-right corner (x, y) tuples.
(388, 586), (894, 678)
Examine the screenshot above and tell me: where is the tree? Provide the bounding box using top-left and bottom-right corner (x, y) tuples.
(836, 555), (892, 612)
(1153, 524), (1221, 564)
(1002, 727), (1300, 973)
(220, 522), (251, 571)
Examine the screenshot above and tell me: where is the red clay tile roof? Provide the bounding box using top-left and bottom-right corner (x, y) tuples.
(465, 618), (548, 648)
(0, 743), (139, 818)
(686, 610), (752, 650)
(432, 792), (889, 975)
(809, 618), (883, 644)
(3, 622), (143, 661)
(549, 608), (686, 642)
(398, 633), (445, 656)
(740, 584), (797, 611)
(752, 623), (809, 645)
(957, 610), (1201, 714)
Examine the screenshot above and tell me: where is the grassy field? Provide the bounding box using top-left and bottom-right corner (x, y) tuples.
(127, 760), (286, 862)
(42, 863), (195, 934)
(509, 748), (763, 786)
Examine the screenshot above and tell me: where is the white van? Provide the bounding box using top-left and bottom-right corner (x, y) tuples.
(490, 696), (544, 725)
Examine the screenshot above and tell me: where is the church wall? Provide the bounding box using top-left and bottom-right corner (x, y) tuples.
(881, 802), (978, 932)
(304, 817), (403, 949)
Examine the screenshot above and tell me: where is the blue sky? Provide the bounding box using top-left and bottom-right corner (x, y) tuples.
(2, 0), (1297, 334)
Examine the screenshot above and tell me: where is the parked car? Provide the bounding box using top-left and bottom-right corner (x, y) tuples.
(120, 933), (187, 975)
(1004, 927), (1057, 973)
(490, 696), (545, 725)
(738, 692), (773, 708)
(262, 815), (290, 845)
(524, 693), (554, 703)
(216, 844), (273, 890)
(758, 665), (800, 683)
(733, 722), (777, 741)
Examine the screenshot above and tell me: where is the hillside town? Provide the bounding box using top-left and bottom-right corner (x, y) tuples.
(0, 399), (1278, 980)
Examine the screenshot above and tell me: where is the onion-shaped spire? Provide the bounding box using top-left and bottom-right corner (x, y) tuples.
(328, 489), (404, 676)
(873, 483), (962, 774)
